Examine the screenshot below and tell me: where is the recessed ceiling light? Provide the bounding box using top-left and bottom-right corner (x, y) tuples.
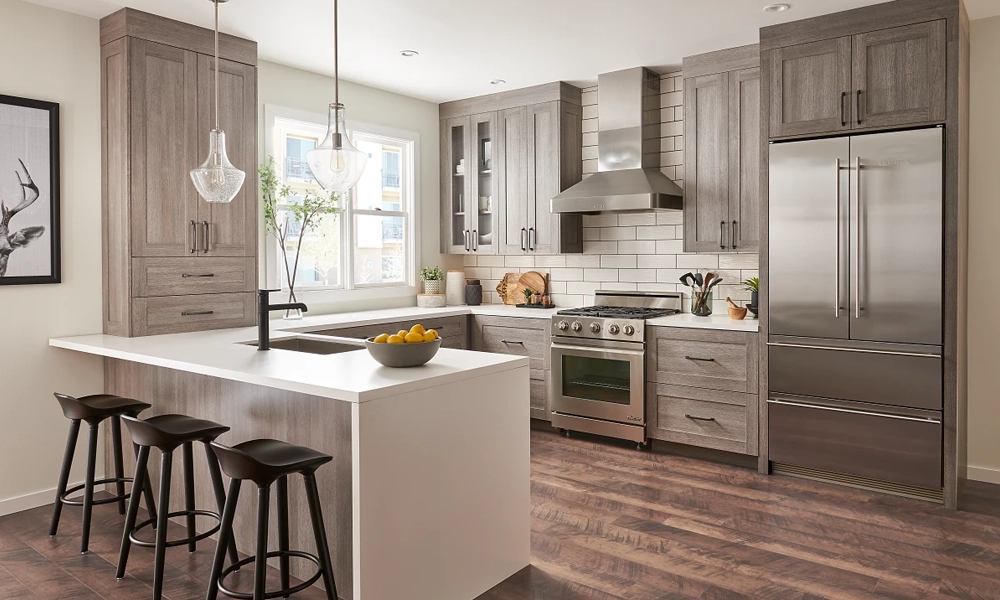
(764, 3), (791, 12)
(399, 50), (419, 57)
(490, 79), (506, 85)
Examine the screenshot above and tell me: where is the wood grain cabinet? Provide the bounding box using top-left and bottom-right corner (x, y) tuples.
(470, 315), (551, 420)
(100, 9), (258, 336)
(440, 83), (583, 255)
(682, 46), (761, 253)
(766, 20), (946, 138)
(645, 327), (759, 455)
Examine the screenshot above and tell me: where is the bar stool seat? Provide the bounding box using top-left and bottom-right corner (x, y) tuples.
(55, 394), (152, 422)
(207, 439), (337, 600)
(118, 414), (239, 600)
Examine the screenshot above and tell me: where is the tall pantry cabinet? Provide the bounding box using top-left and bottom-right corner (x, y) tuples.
(100, 9), (259, 337)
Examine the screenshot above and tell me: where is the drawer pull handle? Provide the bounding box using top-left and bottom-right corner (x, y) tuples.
(502, 340), (525, 346)
(684, 356), (715, 362)
(685, 414), (716, 422)
(181, 310), (215, 316)
(181, 273), (216, 278)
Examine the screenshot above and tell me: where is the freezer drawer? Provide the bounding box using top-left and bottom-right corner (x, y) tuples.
(768, 396), (941, 490)
(768, 338), (941, 410)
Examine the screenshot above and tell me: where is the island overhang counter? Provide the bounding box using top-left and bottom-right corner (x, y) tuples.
(50, 324), (531, 600)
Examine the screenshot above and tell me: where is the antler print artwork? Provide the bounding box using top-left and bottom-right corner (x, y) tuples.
(0, 159), (45, 277)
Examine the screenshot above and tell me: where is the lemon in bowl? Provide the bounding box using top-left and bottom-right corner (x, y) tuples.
(366, 324), (442, 367)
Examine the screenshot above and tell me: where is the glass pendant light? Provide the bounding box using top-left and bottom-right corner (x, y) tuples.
(306, 0), (368, 192)
(190, 0), (245, 204)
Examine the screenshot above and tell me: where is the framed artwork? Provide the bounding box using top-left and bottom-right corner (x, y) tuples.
(0, 94), (60, 285)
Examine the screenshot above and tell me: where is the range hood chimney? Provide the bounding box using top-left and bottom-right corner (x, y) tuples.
(551, 67), (684, 214)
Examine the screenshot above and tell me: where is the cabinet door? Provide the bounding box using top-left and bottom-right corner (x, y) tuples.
(129, 39), (200, 257)
(768, 37), (852, 138)
(683, 73), (730, 252)
(197, 55), (257, 257)
(440, 116), (472, 253)
(852, 20), (946, 129)
(527, 101), (564, 255)
(728, 67), (761, 253)
(469, 112), (497, 254)
(497, 107), (528, 255)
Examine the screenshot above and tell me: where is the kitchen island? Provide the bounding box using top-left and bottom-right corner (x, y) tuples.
(50, 321), (531, 600)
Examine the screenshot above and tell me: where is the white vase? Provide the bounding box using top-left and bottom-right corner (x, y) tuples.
(424, 279), (442, 294)
(446, 270), (466, 305)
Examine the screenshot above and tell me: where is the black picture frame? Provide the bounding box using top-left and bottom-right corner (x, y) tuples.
(0, 94), (60, 285)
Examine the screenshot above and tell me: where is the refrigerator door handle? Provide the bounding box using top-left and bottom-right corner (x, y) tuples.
(767, 397), (941, 424)
(766, 341), (942, 359)
(835, 159), (841, 318)
(854, 157), (862, 320)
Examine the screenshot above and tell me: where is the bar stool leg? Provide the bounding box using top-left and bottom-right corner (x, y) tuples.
(205, 478), (241, 600)
(135, 442), (158, 526)
(80, 422), (100, 554)
(204, 443), (239, 566)
(111, 416), (127, 515)
(254, 484), (270, 600)
(276, 475), (290, 598)
(117, 445), (151, 579)
(49, 419), (80, 536)
(304, 471), (338, 600)
(183, 442), (197, 552)
(153, 451), (173, 600)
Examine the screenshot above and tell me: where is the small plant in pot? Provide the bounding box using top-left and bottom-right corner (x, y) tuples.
(421, 266), (444, 294)
(743, 277), (759, 317)
(522, 287), (534, 306)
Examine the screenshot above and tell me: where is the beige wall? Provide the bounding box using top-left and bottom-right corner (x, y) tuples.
(967, 14), (1000, 483)
(0, 0), (104, 512)
(257, 61), (458, 314)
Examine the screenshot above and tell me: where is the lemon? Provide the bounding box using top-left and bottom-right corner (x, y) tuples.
(387, 334), (405, 345)
(409, 323), (426, 336)
(373, 333), (389, 344)
(397, 330), (409, 338)
(404, 332), (425, 344)
(422, 331), (438, 343)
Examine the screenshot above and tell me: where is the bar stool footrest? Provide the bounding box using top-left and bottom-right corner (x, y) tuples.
(59, 476), (135, 507)
(129, 509), (221, 548)
(217, 550), (323, 600)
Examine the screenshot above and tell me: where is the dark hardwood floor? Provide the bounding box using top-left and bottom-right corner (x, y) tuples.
(3, 429), (1000, 599)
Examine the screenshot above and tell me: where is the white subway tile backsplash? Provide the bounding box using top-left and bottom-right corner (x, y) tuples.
(657, 269), (691, 283)
(476, 255), (505, 267)
(719, 253), (760, 270)
(504, 255), (536, 268)
(464, 267), (492, 279)
(566, 281), (600, 296)
(617, 240), (656, 254)
(636, 225), (676, 240)
(533, 255), (566, 267)
(463, 255), (478, 266)
(565, 255), (601, 268)
(637, 254), (677, 269)
(582, 213), (618, 227)
(551, 294), (584, 308)
(656, 239), (684, 254)
(548, 281), (567, 294)
(583, 228), (601, 241)
(600, 226), (637, 241)
(601, 282), (638, 292)
(601, 255), (637, 269)
(662, 121), (683, 137)
(618, 269), (657, 283)
(656, 212), (684, 225)
(618, 212), (657, 226)
(583, 241), (618, 254)
(584, 269), (619, 282)
(676, 254), (720, 269)
(551, 268), (584, 281)
(491, 267), (510, 279)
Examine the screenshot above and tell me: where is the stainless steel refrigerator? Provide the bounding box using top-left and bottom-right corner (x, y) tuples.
(767, 127), (945, 494)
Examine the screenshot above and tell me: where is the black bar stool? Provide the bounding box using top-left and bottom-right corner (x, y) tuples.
(50, 392), (158, 554)
(118, 414), (240, 600)
(206, 439), (338, 600)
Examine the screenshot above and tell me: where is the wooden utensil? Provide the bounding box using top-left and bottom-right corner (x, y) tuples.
(512, 271), (548, 304)
(725, 296), (741, 310)
(726, 297), (748, 320)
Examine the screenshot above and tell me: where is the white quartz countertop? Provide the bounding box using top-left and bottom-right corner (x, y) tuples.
(646, 312), (759, 332)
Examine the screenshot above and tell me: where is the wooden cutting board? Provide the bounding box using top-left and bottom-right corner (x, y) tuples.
(497, 271), (548, 305)
(496, 273), (521, 305)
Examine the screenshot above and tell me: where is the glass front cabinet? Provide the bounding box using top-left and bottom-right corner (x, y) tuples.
(441, 114), (497, 254)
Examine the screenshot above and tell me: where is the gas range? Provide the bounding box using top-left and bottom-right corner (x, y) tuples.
(552, 291), (682, 343)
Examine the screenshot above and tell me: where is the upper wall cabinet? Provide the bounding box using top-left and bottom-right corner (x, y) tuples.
(767, 20), (946, 138)
(683, 45), (761, 253)
(440, 83), (583, 255)
(101, 9), (258, 336)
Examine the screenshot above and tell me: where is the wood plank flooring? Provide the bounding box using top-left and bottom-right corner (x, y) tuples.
(3, 428), (1000, 599)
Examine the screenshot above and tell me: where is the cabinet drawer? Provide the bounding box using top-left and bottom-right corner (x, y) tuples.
(648, 330), (749, 392)
(132, 257), (256, 297)
(768, 396), (941, 490)
(132, 293), (256, 336)
(480, 325), (548, 370)
(530, 371), (548, 420)
(647, 384), (750, 454)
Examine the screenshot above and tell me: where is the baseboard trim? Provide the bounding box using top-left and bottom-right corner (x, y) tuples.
(0, 483), (84, 517)
(968, 466), (1000, 485)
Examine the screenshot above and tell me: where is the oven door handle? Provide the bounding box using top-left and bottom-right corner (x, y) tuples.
(551, 342), (645, 357)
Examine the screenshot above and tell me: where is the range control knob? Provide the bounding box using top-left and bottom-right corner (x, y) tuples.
(571, 321), (583, 332)
(622, 324), (636, 336)
(557, 320), (569, 331)
(590, 322), (602, 334)
(608, 323), (620, 335)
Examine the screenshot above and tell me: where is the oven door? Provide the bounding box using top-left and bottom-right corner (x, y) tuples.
(551, 338), (645, 425)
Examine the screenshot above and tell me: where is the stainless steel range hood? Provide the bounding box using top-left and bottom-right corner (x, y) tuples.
(551, 67), (684, 214)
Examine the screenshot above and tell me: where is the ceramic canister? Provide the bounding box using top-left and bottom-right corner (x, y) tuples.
(446, 270), (466, 305)
(465, 279), (483, 306)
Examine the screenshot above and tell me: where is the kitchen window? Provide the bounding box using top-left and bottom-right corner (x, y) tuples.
(265, 106), (418, 300)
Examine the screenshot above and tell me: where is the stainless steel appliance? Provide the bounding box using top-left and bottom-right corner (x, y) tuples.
(550, 291), (681, 445)
(767, 127), (945, 496)
(550, 68), (684, 214)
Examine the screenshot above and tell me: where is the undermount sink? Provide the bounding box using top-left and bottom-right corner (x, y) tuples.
(243, 335), (365, 355)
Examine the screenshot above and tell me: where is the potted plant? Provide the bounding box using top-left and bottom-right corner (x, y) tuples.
(743, 277), (759, 309)
(522, 287), (534, 305)
(261, 157), (339, 318)
(421, 266), (444, 294)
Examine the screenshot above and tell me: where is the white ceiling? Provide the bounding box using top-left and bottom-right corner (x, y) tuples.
(23, 0), (1000, 103)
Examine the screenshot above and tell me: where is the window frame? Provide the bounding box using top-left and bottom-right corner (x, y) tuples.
(262, 104), (420, 303)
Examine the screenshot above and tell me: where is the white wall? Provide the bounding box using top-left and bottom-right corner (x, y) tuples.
(967, 14), (1000, 484)
(257, 61), (458, 314)
(0, 0), (104, 513)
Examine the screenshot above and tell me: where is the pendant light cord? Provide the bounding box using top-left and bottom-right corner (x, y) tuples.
(334, 0), (339, 106)
(214, 0), (220, 131)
